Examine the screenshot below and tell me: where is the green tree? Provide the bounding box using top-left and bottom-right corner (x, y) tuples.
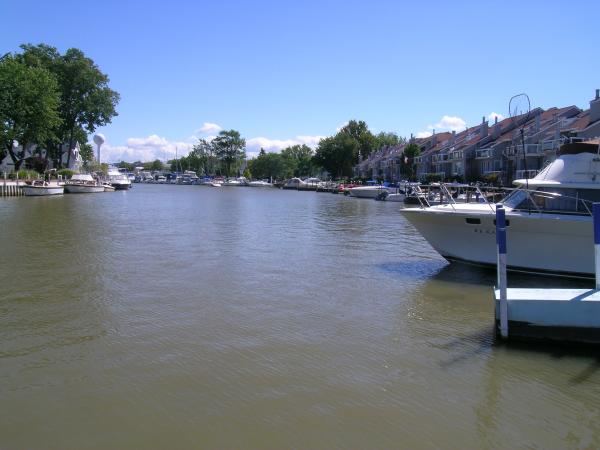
(18, 44), (120, 168)
(313, 134), (359, 178)
(375, 131), (405, 149)
(340, 120), (377, 160)
(248, 149), (287, 180)
(281, 144), (314, 177)
(213, 130), (246, 176)
(79, 142), (94, 163)
(0, 56), (61, 170)
(401, 143), (421, 180)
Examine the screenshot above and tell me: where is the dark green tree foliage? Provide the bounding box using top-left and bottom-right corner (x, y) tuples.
(248, 149), (288, 180)
(375, 131), (405, 149)
(401, 142), (421, 179)
(0, 55), (61, 170)
(18, 44), (120, 168)
(213, 130), (246, 176)
(313, 120), (381, 178)
(280, 144), (314, 177)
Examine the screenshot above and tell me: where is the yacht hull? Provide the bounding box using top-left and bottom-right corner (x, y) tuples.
(401, 207), (593, 277)
(349, 187), (389, 198)
(65, 184), (105, 193)
(22, 185), (64, 196)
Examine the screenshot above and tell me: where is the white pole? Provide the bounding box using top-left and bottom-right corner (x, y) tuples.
(594, 203), (600, 290)
(496, 204), (508, 338)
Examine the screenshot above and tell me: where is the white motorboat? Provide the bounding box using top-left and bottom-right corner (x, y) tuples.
(108, 167), (131, 190)
(349, 185), (390, 198)
(103, 184), (116, 192)
(248, 180), (273, 187)
(64, 174), (105, 193)
(22, 180), (64, 196)
(401, 141), (600, 277)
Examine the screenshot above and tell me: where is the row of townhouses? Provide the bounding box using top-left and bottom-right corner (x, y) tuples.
(355, 89), (600, 185)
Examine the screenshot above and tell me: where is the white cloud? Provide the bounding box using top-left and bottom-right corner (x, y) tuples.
(96, 134), (194, 163)
(93, 132), (325, 163)
(245, 135), (325, 158)
(198, 122), (222, 134)
(415, 131), (433, 138)
(427, 115), (467, 132)
(488, 112), (505, 122)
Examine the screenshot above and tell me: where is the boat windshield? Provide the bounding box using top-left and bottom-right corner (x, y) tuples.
(502, 187), (600, 215)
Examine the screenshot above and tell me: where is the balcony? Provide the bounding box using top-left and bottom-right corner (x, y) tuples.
(515, 169), (539, 179)
(449, 151), (463, 161)
(475, 148), (492, 159)
(432, 153), (449, 163)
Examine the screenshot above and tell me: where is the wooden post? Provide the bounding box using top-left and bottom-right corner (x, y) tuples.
(594, 203), (600, 290)
(496, 204), (508, 338)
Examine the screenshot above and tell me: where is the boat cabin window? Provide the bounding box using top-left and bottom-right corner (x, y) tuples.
(503, 188), (600, 214)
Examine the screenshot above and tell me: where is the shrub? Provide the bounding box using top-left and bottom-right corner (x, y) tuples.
(57, 169), (75, 179)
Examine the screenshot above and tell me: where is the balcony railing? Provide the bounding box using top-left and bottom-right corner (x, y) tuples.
(432, 154), (449, 163)
(475, 149), (492, 159)
(449, 151), (463, 161)
(515, 169), (539, 179)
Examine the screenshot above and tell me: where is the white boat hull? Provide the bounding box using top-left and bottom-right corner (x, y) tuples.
(349, 187), (389, 198)
(402, 206), (593, 276)
(65, 184), (105, 194)
(23, 185), (64, 196)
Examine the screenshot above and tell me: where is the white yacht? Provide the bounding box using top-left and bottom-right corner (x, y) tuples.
(22, 180), (64, 196)
(349, 184), (390, 198)
(248, 180), (273, 187)
(401, 142), (600, 277)
(107, 167), (131, 190)
(64, 174), (105, 193)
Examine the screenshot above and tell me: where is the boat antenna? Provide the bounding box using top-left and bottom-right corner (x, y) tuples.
(509, 93), (531, 212)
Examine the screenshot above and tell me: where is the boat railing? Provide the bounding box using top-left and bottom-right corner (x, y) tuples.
(502, 187), (594, 216)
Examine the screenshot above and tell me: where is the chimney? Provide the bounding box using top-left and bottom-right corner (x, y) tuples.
(494, 116), (498, 125)
(591, 88), (600, 123)
(450, 130), (456, 145)
(493, 121), (501, 139)
(535, 111), (541, 132)
(480, 116), (488, 138)
(431, 129), (437, 147)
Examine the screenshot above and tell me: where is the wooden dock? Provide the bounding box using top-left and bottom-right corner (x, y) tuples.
(493, 203), (600, 344)
(0, 183), (24, 197)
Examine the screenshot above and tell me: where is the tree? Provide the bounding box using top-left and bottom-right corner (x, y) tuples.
(18, 44), (120, 168)
(0, 56), (61, 170)
(281, 144), (314, 177)
(401, 143), (421, 180)
(248, 150), (287, 180)
(213, 130), (246, 176)
(375, 131), (405, 149)
(313, 134), (358, 178)
(191, 138), (217, 175)
(340, 120), (377, 160)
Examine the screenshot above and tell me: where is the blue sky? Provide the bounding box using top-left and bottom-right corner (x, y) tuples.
(2, 0), (599, 161)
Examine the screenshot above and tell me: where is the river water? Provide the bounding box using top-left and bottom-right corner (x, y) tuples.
(1, 184), (599, 449)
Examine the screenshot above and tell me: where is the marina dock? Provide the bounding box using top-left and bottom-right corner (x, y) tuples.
(494, 203), (600, 344)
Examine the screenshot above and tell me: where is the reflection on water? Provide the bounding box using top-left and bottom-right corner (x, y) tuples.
(1, 185), (600, 449)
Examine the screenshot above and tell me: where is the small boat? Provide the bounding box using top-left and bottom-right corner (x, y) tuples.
(22, 180), (64, 196)
(211, 182), (223, 187)
(248, 180), (273, 187)
(349, 184), (390, 198)
(64, 174), (105, 194)
(103, 184), (116, 192)
(107, 167), (132, 190)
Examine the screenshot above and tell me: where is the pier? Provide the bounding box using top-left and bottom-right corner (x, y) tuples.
(1, 178), (24, 197)
(494, 203), (600, 344)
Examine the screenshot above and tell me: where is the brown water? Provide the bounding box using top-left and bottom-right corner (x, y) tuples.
(1, 184), (599, 449)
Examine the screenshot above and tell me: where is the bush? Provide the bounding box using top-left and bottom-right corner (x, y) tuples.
(57, 169), (75, 179)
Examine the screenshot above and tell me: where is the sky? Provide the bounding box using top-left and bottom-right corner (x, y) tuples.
(2, 0), (600, 162)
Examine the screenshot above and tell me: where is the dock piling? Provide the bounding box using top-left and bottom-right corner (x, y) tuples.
(594, 203), (600, 290)
(496, 204), (508, 338)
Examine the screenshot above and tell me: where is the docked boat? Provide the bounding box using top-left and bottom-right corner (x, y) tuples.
(248, 180), (273, 187)
(401, 141), (600, 277)
(107, 167), (131, 190)
(22, 180), (64, 196)
(349, 184), (390, 198)
(64, 174), (105, 194)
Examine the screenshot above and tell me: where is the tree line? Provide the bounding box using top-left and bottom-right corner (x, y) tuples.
(173, 120), (409, 181)
(0, 43), (119, 171)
